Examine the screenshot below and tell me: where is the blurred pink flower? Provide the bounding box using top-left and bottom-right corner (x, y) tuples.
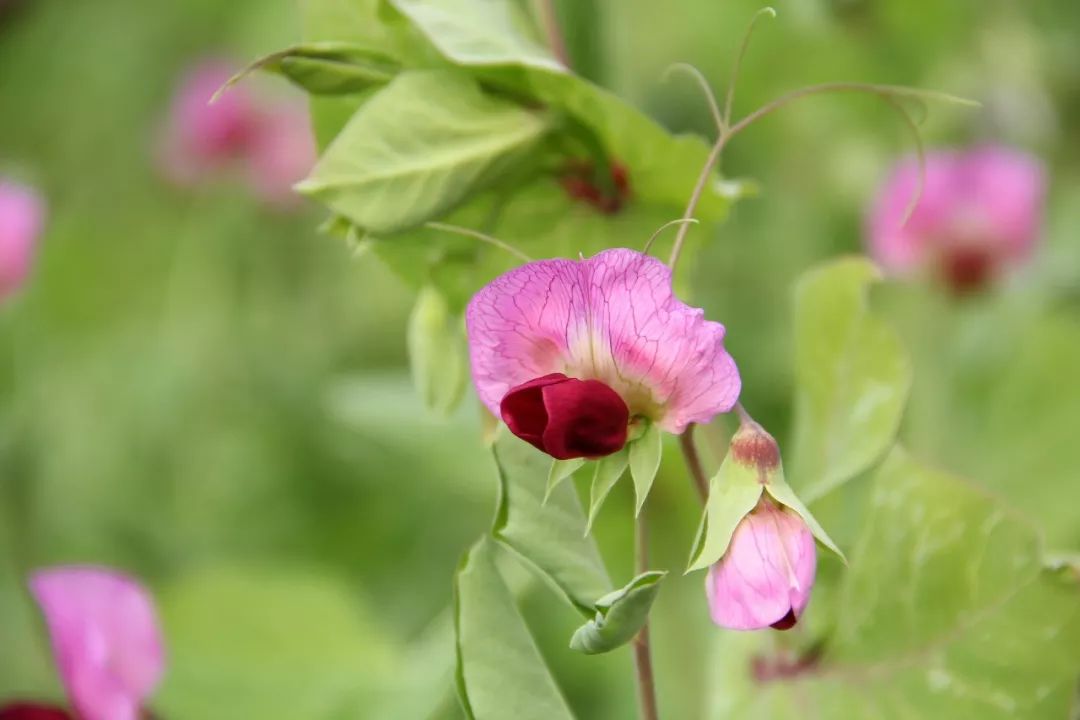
(0, 179), (43, 301)
(706, 498), (816, 631)
(27, 567), (165, 720)
(246, 103), (316, 210)
(867, 146), (1045, 293)
(466, 248), (740, 459)
(158, 59), (260, 186)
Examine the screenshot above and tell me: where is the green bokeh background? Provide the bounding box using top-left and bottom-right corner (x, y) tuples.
(1, 0), (1077, 718)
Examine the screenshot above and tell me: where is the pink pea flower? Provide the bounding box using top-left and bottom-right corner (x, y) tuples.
(466, 248), (741, 459)
(0, 179), (43, 302)
(158, 59), (261, 186)
(867, 146), (1045, 293)
(706, 497), (817, 631)
(246, 102), (316, 210)
(0, 567), (165, 720)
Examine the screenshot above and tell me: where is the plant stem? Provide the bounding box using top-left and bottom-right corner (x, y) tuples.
(538, 0), (570, 68)
(633, 509), (660, 720)
(678, 425), (710, 503)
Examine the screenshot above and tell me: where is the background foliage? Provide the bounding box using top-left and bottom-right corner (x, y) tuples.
(1, 0), (1078, 718)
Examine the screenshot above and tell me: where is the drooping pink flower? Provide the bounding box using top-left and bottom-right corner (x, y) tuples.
(246, 102), (316, 210)
(0, 179), (43, 301)
(466, 248), (740, 459)
(867, 146), (1045, 293)
(23, 567), (165, 720)
(158, 59), (261, 186)
(706, 498), (816, 631)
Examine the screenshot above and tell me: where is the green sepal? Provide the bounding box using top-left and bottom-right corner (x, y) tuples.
(629, 421), (662, 516)
(544, 458), (585, 505)
(586, 447), (630, 535)
(226, 42), (401, 97)
(685, 452), (764, 574)
(764, 469), (846, 564)
(569, 571), (667, 655)
(406, 286), (467, 416)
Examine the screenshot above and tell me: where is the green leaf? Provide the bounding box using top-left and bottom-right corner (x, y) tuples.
(545, 457), (585, 504)
(685, 452), (763, 573)
(155, 566), (396, 720)
(491, 432), (610, 613)
(791, 257), (912, 502)
(388, 0), (564, 72)
(407, 286), (467, 415)
(454, 539), (575, 720)
(629, 421), (662, 516)
(586, 446), (630, 535)
(708, 448), (1080, 719)
(387, 0), (729, 218)
(297, 70), (549, 234)
(237, 43), (401, 95)
(569, 571), (666, 655)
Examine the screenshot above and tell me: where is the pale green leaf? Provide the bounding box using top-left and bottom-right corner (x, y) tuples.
(708, 448), (1080, 719)
(685, 453), (763, 573)
(237, 42), (400, 95)
(388, 0), (564, 72)
(569, 571), (666, 655)
(586, 446), (630, 535)
(629, 421), (662, 516)
(545, 457), (585, 504)
(407, 286), (467, 415)
(491, 431), (610, 613)
(454, 539), (574, 720)
(791, 257), (912, 502)
(297, 71), (549, 234)
(155, 566), (395, 720)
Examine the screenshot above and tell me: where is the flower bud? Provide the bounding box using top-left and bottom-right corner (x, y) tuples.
(705, 496), (817, 631)
(0, 704), (72, 720)
(0, 179), (43, 301)
(500, 372), (629, 459)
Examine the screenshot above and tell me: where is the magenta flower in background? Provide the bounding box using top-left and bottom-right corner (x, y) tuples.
(246, 103), (316, 210)
(867, 145), (1045, 293)
(0, 179), (43, 302)
(706, 498), (817, 631)
(158, 59), (261, 186)
(0, 567), (165, 720)
(466, 248), (740, 459)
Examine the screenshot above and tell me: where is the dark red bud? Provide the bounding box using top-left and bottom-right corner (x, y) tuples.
(941, 245), (995, 295)
(769, 609), (798, 631)
(500, 373), (629, 460)
(729, 424), (780, 473)
(0, 703), (73, 720)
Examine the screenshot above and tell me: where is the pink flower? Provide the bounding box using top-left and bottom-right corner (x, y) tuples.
(706, 498), (816, 631)
(158, 59), (260, 186)
(24, 567), (165, 720)
(0, 179), (43, 301)
(868, 146), (1045, 293)
(466, 248), (740, 458)
(246, 103), (316, 210)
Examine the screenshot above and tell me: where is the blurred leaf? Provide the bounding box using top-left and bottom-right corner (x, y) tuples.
(408, 286), (467, 415)
(454, 538), (575, 720)
(388, 0), (563, 72)
(491, 432), (609, 614)
(569, 570), (665, 655)
(791, 257), (911, 502)
(156, 566), (395, 720)
(709, 448), (1080, 719)
(586, 446), (629, 535)
(685, 452), (763, 573)
(629, 421), (662, 516)
(239, 42), (401, 95)
(545, 457), (585, 503)
(298, 71), (549, 234)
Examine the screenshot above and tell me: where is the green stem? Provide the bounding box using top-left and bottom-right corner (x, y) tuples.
(632, 509), (660, 720)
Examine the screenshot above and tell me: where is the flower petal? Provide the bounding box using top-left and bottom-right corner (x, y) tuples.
(30, 567), (165, 720)
(706, 501), (816, 631)
(0, 180), (44, 301)
(467, 249), (740, 432)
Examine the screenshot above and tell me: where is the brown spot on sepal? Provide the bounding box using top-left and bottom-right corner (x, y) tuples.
(730, 424), (780, 474)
